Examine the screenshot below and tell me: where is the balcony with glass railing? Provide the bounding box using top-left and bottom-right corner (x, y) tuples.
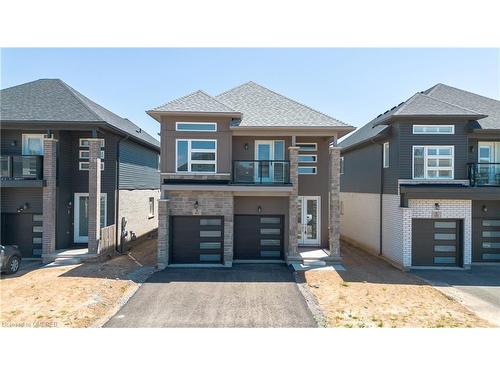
(1, 155), (44, 181)
(232, 160), (290, 185)
(468, 163), (500, 186)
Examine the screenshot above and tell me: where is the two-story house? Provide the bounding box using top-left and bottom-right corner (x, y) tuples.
(338, 83), (500, 269)
(148, 82), (354, 268)
(0, 79), (160, 263)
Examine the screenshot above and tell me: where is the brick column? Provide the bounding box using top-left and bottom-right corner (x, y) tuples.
(328, 146), (341, 260)
(42, 138), (57, 259)
(287, 146), (300, 262)
(88, 139), (102, 254)
(157, 198), (170, 269)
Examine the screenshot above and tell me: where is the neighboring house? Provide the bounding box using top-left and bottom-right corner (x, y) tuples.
(338, 83), (500, 269)
(0, 79), (160, 262)
(148, 82), (354, 268)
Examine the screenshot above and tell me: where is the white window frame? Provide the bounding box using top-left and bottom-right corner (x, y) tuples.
(79, 161), (105, 171)
(79, 150), (105, 159)
(79, 138), (105, 147)
(383, 142), (390, 168)
(412, 125), (455, 134)
(175, 122), (217, 132)
(296, 143), (317, 152)
(148, 197), (155, 218)
(412, 145), (454, 180)
(340, 157), (345, 175)
(22, 134), (45, 155)
(176, 139), (217, 173)
(298, 166), (317, 175)
(298, 154), (317, 163)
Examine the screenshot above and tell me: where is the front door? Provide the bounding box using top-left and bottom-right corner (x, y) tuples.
(298, 196), (320, 246)
(74, 193), (107, 243)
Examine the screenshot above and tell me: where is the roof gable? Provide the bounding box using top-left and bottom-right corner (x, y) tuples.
(1, 79), (159, 149)
(149, 90), (238, 114)
(215, 81), (350, 127)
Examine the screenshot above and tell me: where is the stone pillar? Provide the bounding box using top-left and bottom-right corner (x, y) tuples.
(287, 146), (300, 262)
(88, 139), (102, 254)
(42, 137), (57, 259)
(328, 146), (341, 260)
(157, 198), (170, 269)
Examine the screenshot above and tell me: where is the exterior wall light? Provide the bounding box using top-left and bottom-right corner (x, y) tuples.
(194, 201), (199, 210)
(257, 205), (262, 213)
(434, 203), (440, 210)
(482, 205), (488, 213)
(244, 143), (249, 150)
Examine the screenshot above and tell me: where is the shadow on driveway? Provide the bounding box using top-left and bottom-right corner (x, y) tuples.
(105, 264), (317, 328)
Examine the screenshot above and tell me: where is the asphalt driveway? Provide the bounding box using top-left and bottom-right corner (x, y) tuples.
(105, 264), (316, 328)
(413, 266), (500, 326)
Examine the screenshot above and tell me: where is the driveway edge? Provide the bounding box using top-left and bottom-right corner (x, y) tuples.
(294, 270), (326, 328)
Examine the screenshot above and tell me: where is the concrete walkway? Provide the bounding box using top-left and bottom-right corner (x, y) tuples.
(105, 264), (317, 328)
(413, 266), (500, 326)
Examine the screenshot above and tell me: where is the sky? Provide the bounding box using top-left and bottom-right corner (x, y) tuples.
(1, 48), (499, 140)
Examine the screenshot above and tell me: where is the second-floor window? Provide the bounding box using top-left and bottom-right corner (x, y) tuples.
(22, 134), (45, 155)
(383, 142), (390, 168)
(413, 145), (454, 179)
(413, 125), (455, 134)
(176, 139), (217, 173)
(176, 122), (217, 132)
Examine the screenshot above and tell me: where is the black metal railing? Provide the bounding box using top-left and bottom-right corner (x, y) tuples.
(232, 160), (290, 185)
(0, 155), (43, 180)
(468, 163), (500, 186)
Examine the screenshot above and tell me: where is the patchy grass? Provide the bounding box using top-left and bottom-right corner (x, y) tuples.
(304, 243), (493, 328)
(1, 235), (156, 328)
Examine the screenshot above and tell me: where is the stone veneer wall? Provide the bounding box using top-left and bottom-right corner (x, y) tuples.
(167, 191), (234, 265)
(402, 199), (472, 268)
(118, 189), (160, 247)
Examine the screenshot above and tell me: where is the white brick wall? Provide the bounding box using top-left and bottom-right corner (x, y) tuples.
(118, 189), (160, 245)
(340, 192), (380, 254)
(402, 199), (472, 268)
(382, 194), (404, 265)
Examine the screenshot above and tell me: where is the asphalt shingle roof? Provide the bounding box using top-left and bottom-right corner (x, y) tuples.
(150, 90), (238, 113)
(1, 79), (159, 149)
(215, 81), (350, 127)
(339, 83), (497, 151)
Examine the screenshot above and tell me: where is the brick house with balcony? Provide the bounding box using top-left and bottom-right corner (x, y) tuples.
(148, 82), (354, 268)
(0, 79), (160, 262)
(338, 83), (500, 269)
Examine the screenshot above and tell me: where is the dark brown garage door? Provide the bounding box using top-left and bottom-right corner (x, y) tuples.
(171, 216), (224, 264)
(234, 215), (284, 260)
(412, 219), (463, 267)
(473, 218), (500, 262)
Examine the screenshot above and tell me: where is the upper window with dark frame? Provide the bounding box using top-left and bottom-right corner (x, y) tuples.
(383, 142), (390, 168)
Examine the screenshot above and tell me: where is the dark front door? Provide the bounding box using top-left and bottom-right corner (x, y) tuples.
(171, 216), (224, 264)
(412, 219), (463, 267)
(234, 215), (284, 260)
(1, 213), (34, 257)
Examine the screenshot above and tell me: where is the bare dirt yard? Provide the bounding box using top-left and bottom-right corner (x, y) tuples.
(304, 242), (494, 328)
(0, 235), (156, 328)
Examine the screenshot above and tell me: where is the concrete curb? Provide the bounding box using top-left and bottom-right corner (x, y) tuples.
(293, 270), (327, 328)
(92, 266), (158, 328)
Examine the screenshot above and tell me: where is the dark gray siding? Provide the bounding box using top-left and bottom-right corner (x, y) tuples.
(0, 187), (43, 213)
(397, 119), (470, 180)
(56, 130), (74, 249)
(340, 141), (383, 194)
(382, 127), (400, 194)
(119, 139), (160, 189)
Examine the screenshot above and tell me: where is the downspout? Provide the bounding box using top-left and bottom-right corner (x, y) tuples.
(370, 138), (384, 256)
(115, 134), (129, 253)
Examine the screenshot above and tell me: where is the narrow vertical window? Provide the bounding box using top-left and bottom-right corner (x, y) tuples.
(340, 157), (345, 174)
(149, 197), (155, 218)
(383, 142), (390, 168)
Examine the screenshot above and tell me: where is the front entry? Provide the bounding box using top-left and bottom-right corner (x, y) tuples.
(298, 196), (320, 246)
(74, 193), (107, 243)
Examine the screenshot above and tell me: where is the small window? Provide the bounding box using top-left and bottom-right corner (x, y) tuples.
(483, 220), (500, 227)
(383, 142), (390, 168)
(200, 230), (221, 237)
(298, 155), (317, 163)
(260, 217), (280, 224)
(340, 157), (344, 175)
(22, 134), (45, 156)
(200, 218), (222, 226)
(260, 228), (281, 235)
(296, 143), (317, 152)
(79, 150), (105, 159)
(413, 125), (455, 134)
(176, 122), (217, 132)
(148, 197), (155, 218)
(298, 166), (317, 175)
(80, 138), (105, 147)
(434, 233), (456, 240)
(199, 242), (221, 250)
(79, 162), (105, 171)
(434, 222), (456, 229)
